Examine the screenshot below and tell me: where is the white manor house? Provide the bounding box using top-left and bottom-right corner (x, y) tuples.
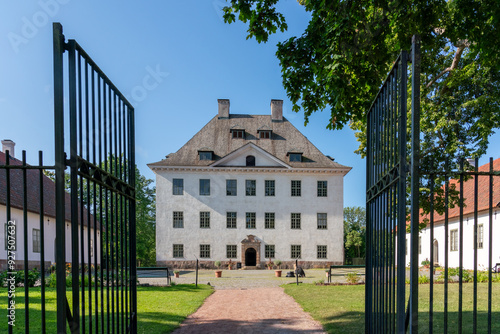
(149, 99), (351, 269)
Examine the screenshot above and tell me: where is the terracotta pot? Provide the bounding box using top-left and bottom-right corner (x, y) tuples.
(275, 270), (282, 277)
(215, 270), (222, 278)
(174, 273), (179, 278)
(326, 272), (330, 277)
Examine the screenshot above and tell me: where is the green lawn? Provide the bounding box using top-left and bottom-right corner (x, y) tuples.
(0, 284), (213, 333)
(284, 283), (500, 333)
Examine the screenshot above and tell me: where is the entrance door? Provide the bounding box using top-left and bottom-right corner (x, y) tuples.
(433, 240), (439, 265)
(245, 248), (257, 266)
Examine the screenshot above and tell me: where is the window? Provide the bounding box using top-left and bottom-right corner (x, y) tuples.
(265, 245), (275, 258)
(317, 213), (327, 229)
(32, 229), (41, 253)
(246, 155), (255, 166)
(173, 179), (184, 195)
(226, 179), (237, 196)
(4, 223), (16, 251)
(291, 180), (301, 197)
(226, 212), (237, 229)
(450, 229), (458, 252)
(200, 179), (210, 196)
(173, 244), (184, 258)
(200, 211), (210, 228)
(291, 213), (301, 229)
(173, 211), (184, 228)
(265, 212), (275, 229)
(226, 245), (237, 258)
(232, 129), (245, 139)
(476, 224), (484, 249)
(289, 153), (302, 162)
(199, 151), (213, 160)
(200, 244), (210, 258)
(246, 180), (256, 196)
(291, 245), (301, 259)
(317, 181), (328, 197)
(265, 180), (275, 196)
(317, 245), (327, 259)
(246, 212), (256, 229)
(259, 130), (272, 139)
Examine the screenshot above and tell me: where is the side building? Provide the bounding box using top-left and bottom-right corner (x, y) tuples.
(149, 99), (351, 269)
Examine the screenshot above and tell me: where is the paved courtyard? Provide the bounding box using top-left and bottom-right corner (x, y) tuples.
(138, 268), (365, 333)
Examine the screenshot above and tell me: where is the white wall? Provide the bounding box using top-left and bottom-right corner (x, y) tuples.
(155, 168), (345, 264)
(0, 206), (101, 267)
(405, 209), (500, 269)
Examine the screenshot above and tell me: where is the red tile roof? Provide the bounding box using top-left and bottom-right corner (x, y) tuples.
(422, 158), (500, 224)
(0, 151), (98, 229)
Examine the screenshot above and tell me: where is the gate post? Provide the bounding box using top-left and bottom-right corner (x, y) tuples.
(409, 35), (421, 333)
(53, 22), (68, 334)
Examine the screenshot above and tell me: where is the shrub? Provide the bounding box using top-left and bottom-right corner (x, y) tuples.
(214, 261), (221, 269)
(274, 260), (282, 268)
(421, 259), (430, 267)
(418, 275), (430, 284)
(345, 272), (360, 284)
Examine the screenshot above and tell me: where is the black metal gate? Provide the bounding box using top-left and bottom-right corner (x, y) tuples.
(366, 35), (500, 333)
(365, 36), (420, 333)
(0, 23), (136, 333)
(53, 23), (137, 333)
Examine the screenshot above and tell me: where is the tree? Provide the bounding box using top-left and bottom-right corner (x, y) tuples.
(223, 0), (500, 164)
(343, 206), (366, 261)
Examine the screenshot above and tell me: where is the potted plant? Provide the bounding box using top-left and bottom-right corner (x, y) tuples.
(173, 270), (180, 278)
(227, 259), (233, 270)
(274, 260), (282, 277)
(325, 269), (330, 278)
(267, 259), (274, 270)
(214, 261), (222, 278)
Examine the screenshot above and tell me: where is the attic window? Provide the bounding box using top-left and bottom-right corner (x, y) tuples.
(246, 155), (255, 166)
(198, 150), (213, 160)
(259, 130), (272, 139)
(287, 149), (303, 162)
(231, 129), (245, 139)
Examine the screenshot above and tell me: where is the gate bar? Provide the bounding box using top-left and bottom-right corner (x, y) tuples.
(409, 35), (421, 333)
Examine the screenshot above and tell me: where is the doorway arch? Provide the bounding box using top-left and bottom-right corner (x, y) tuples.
(245, 248), (257, 266)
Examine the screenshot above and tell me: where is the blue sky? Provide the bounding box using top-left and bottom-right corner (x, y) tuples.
(1, 1), (499, 209)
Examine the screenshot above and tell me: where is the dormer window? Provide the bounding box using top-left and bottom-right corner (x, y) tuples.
(257, 126), (272, 139)
(287, 149), (303, 162)
(259, 130), (272, 139)
(198, 148), (214, 161)
(231, 129), (245, 139)
(230, 124), (245, 139)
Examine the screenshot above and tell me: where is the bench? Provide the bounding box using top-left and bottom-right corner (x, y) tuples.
(328, 265), (365, 283)
(137, 267), (171, 285)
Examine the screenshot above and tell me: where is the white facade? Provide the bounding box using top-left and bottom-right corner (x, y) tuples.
(406, 210), (500, 270)
(150, 99), (351, 268)
(0, 205), (100, 271)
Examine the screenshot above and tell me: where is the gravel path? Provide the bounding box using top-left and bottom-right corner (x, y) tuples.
(171, 287), (326, 334)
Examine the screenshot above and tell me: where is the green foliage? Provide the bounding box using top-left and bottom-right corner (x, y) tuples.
(345, 272), (361, 284)
(419, 275), (430, 284)
(274, 259), (282, 268)
(421, 259), (430, 266)
(214, 261), (221, 268)
(0, 268), (39, 287)
(224, 1), (500, 217)
(344, 207), (366, 261)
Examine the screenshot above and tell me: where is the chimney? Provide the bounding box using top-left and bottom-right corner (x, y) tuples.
(218, 99), (230, 119)
(271, 99), (283, 122)
(2, 139), (15, 158)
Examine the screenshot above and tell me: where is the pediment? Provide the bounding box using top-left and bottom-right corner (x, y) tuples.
(241, 235), (261, 244)
(211, 143), (290, 168)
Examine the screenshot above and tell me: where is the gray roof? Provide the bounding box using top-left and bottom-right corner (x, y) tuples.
(148, 114), (350, 170)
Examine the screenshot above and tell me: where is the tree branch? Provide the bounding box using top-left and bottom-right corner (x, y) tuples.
(426, 41), (468, 89)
